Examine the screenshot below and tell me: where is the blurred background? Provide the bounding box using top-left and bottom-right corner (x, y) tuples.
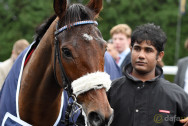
(0, 0), (188, 81)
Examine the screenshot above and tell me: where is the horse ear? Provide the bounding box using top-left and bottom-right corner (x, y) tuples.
(53, 0), (67, 18)
(87, 0), (103, 18)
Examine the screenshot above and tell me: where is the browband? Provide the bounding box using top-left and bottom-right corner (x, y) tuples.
(55, 20), (98, 35)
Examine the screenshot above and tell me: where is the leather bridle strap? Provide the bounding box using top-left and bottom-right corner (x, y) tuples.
(54, 35), (74, 126)
(54, 36), (72, 93)
(53, 20), (98, 126)
(53, 20), (98, 96)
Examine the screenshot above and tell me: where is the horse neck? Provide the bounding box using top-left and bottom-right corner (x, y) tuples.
(19, 18), (63, 125)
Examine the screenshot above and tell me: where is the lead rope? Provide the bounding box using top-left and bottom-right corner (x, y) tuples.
(62, 94), (83, 126)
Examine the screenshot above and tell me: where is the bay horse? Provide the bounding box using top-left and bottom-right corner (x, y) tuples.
(0, 0), (113, 125)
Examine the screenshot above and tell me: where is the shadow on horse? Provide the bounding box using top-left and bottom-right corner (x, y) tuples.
(0, 0), (113, 125)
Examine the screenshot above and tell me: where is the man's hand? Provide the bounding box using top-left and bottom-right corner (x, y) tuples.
(180, 117), (188, 126)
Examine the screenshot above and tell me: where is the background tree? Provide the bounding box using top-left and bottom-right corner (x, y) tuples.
(0, 0), (188, 67)
(0, 0), (53, 60)
(99, 0), (188, 65)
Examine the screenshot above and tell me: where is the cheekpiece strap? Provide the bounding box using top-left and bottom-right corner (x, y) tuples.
(55, 20), (98, 36)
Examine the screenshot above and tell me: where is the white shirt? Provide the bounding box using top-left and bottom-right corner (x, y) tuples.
(118, 48), (130, 67)
(184, 66), (188, 94)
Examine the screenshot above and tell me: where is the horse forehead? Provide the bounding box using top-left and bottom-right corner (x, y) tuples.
(82, 33), (93, 41)
(59, 25), (106, 48)
(63, 32), (105, 45)
(80, 33), (106, 48)
(80, 26), (105, 43)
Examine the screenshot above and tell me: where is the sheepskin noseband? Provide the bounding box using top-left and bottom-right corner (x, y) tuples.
(71, 72), (111, 97)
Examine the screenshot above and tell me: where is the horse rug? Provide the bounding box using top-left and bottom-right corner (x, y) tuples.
(0, 41), (80, 126)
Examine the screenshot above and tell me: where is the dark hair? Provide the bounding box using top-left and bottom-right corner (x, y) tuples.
(35, 4), (94, 43)
(59, 4), (94, 27)
(35, 15), (57, 43)
(131, 23), (167, 52)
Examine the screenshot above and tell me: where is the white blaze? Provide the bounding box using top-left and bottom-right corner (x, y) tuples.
(83, 33), (93, 41)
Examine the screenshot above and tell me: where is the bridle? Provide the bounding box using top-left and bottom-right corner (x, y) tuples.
(54, 20), (98, 95)
(53, 20), (98, 125)
(53, 20), (111, 126)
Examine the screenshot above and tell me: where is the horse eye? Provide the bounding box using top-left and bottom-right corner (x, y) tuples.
(62, 48), (72, 58)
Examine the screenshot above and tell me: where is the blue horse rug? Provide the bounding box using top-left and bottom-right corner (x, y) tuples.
(0, 41), (80, 126)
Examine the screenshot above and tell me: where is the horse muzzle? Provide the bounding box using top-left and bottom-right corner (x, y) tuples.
(88, 109), (114, 126)
(71, 72), (113, 126)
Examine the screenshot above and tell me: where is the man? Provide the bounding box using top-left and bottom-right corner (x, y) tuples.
(108, 23), (188, 126)
(110, 24), (132, 71)
(104, 51), (122, 81)
(0, 39), (29, 89)
(107, 40), (119, 61)
(174, 39), (188, 94)
(104, 39), (122, 81)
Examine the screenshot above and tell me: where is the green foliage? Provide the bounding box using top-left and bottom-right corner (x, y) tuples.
(0, 0), (53, 61)
(0, 0), (188, 66)
(165, 75), (175, 83)
(99, 0), (188, 65)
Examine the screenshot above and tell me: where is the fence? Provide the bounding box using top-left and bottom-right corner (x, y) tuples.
(162, 66), (178, 75)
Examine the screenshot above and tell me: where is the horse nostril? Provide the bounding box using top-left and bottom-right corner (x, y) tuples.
(88, 111), (104, 126)
(106, 110), (114, 126)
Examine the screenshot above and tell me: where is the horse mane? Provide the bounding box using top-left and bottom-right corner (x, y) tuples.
(34, 3), (95, 43)
(59, 3), (95, 27)
(34, 15), (57, 44)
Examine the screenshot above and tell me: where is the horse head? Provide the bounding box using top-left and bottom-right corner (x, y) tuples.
(53, 0), (113, 125)
(18, 0), (113, 125)
(54, 0), (113, 126)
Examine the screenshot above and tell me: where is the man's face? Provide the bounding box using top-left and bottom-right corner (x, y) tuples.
(107, 43), (119, 60)
(112, 33), (130, 54)
(131, 41), (164, 75)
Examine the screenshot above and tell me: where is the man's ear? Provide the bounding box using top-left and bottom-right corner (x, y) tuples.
(128, 38), (131, 46)
(130, 46), (133, 52)
(157, 51), (164, 62)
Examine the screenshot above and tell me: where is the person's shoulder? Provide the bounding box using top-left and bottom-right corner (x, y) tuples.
(0, 58), (13, 69)
(158, 78), (187, 95)
(104, 52), (114, 63)
(111, 76), (126, 88)
(159, 78), (180, 88)
(108, 76), (126, 97)
(104, 51), (111, 58)
(178, 56), (188, 64)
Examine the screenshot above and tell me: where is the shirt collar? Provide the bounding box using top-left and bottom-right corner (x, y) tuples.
(119, 48), (130, 58)
(118, 48), (131, 66)
(123, 63), (163, 83)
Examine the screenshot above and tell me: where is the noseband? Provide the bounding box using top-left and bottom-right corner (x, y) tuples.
(53, 20), (111, 125)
